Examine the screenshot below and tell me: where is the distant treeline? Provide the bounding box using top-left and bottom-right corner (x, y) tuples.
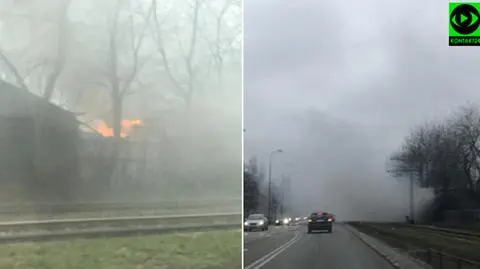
(388, 103), (480, 221)
(244, 158), (283, 219)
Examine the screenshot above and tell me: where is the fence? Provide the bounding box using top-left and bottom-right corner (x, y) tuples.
(423, 248), (480, 269)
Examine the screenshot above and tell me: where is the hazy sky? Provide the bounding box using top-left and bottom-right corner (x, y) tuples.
(243, 0), (480, 220)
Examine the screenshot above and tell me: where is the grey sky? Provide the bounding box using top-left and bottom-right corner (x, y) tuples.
(244, 0), (480, 220)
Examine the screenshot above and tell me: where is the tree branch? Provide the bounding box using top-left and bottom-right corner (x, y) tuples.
(0, 47), (28, 90)
(150, 0), (184, 94)
(120, 0), (155, 96)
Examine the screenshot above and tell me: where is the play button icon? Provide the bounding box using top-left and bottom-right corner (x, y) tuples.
(450, 4), (480, 35)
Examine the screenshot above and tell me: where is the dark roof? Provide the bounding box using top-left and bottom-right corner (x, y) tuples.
(0, 80), (79, 129)
(0, 80), (75, 117)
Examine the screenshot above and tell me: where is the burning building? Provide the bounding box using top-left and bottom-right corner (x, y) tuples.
(90, 119), (143, 138)
(77, 116), (150, 189)
(0, 80), (80, 203)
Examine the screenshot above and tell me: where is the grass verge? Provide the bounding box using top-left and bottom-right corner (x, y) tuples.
(0, 229), (242, 269)
(350, 222), (480, 269)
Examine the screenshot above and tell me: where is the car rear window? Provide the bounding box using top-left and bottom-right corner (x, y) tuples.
(311, 212), (329, 218)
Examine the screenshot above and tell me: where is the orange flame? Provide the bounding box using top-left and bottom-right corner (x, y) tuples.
(93, 119), (143, 138)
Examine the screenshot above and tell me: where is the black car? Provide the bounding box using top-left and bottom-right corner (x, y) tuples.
(307, 212), (332, 233)
(274, 216), (291, 226)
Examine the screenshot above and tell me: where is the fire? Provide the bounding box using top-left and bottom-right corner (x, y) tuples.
(93, 119), (143, 138)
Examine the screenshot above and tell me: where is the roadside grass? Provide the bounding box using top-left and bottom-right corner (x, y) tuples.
(350, 222), (480, 268)
(0, 229), (242, 269)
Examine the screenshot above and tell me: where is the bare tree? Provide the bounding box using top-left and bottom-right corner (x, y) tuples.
(453, 104), (480, 190)
(107, 0), (154, 139)
(389, 104), (480, 193)
(42, 0), (72, 100)
(150, 0), (203, 108)
(212, 0), (232, 86)
(0, 0), (72, 101)
(197, 0), (241, 88)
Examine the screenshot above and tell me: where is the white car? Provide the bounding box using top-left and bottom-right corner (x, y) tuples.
(244, 214), (269, 231)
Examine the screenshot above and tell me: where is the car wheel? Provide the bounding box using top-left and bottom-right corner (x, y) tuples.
(328, 228), (332, 233)
(265, 226), (269, 231)
(307, 228), (312, 234)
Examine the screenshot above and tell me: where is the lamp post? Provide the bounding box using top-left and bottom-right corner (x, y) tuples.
(268, 149), (283, 221)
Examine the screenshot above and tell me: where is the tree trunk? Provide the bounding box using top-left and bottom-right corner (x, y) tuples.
(42, 0), (71, 100)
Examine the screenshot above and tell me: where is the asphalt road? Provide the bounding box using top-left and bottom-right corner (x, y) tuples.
(244, 223), (395, 269)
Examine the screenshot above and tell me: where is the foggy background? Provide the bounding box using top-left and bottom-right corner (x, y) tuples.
(244, 0), (480, 221)
(0, 0), (242, 206)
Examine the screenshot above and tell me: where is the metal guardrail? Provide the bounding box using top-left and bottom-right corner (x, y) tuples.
(0, 198), (241, 213)
(0, 197), (241, 207)
(424, 248), (480, 269)
(0, 224), (241, 244)
(0, 212), (242, 243)
(0, 212), (240, 226)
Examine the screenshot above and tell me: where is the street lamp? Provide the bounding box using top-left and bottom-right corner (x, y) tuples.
(268, 149), (283, 221)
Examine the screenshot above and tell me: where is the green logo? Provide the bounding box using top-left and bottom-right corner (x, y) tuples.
(449, 2), (480, 46)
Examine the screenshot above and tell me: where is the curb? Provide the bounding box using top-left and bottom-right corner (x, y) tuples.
(344, 224), (401, 268)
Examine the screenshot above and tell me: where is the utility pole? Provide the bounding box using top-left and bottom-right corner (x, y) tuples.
(387, 167), (415, 224)
(268, 160), (272, 220)
(268, 149), (283, 221)
(278, 176), (285, 216)
(267, 158), (272, 221)
(272, 198), (277, 221)
(410, 171), (415, 223)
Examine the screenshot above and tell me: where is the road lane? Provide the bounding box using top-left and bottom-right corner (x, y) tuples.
(244, 230), (272, 244)
(244, 225), (297, 265)
(245, 224), (394, 269)
(244, 225), (298, 243)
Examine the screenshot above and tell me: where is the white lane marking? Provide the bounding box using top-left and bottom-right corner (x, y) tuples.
(244, 231), (301, 269)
